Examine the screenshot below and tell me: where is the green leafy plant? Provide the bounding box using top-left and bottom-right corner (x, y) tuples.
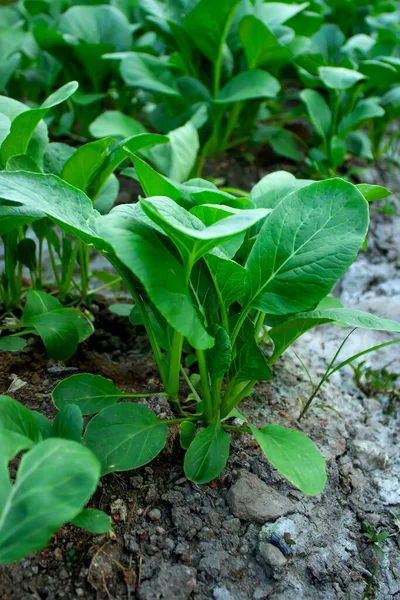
(0, 394), (111, 564)
(0, 290), (93, 359)
(2, 165), (400, 499)
(0, 80), (168, 307)
(105, 0), (321, 174)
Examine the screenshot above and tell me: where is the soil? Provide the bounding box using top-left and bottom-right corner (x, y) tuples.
(1, 157), (400, 600)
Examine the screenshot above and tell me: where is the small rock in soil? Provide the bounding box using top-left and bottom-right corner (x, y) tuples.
(227, 471), (296, 523)
(137, 563), (196, 600)
(148, 508), (162, 521)
(352, 439), (387, 471)
(257, 542), (287, 571)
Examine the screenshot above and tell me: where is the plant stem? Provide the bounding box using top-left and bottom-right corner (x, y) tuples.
(213, 8), (237, 97)
(110, 258), (167, 386)
(221, 379), (256, 418)
(230, 305), (251, 348)
(167, 330), (184, 402)
(79, 243), (90, 299)
(221, 102), (243, 150)
(37, 238), (43, 290)
(47, 237), (61, 288)
(196, 348), (214, 423)
(222, 424), (251, 433)
(254, 312), (266, 338)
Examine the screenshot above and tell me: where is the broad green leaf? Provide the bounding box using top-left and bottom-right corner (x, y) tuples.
(296, 307), (400, 334)
(245, 179), (369, 315)
(59, 5), (132, 50)
(150, 121), (199, 183)
(5, 154), (41, 172)
(31, 411), (52, 440)
(117, 52), (179, 96)
(230, 320), (271, 383)
(54, 309), (93, 343)
(44, 142), (76, 176)
(359, 59), (398, 88)
(90, 133), (169, 199)
(184, 421), (230, 484)
(0, 430), (34, 510)
(318, 66), (366, 90)
(206, 324), (232, 379)
(268, 305), (400, 363)
(1, 81), (78, 166)
(180, 421), (196, 450)
(338, 99), (384, 135)
(182, 0), (241, 63)
(96, 210), (213, 349)
(128, 154), (184, 202)
(0, 395), (41, 443)
(108, 303), (133, 317)
(94, 174), (119, 214)
(256, 1), (309, 27)
(0, 95), (48, 167)
(89, 111), (146, 139)
(16, 238), (37, 272)
(347, 131), (373, 161)
(0, 172), (103, 248)
(52, 373), (124, 415)
(61, 138), (114, 192)
(22, 290), (62, 323)
(206, 254), (246, 307)
(300, 89), (332, 140)
(216, 70), (280, 103)
(253, 126), (302, 162)
(71, 508), (111, 534)
(140, 196), (270, 265)
(357, 184), (391, 202)
(250, 424), (326, 495)
(83, 403), (168, 475)
(0, 438), (100, 563)
(239, 15), (292, 69)
(0, 337), (27, 352)
(52, 405), (83, 442)
(330, 135), (346, 168)
(268, 316), (332, 363)
(250, 171), (312, 209)
(30, 311), (80, 361)
(309, 23), (344, 63)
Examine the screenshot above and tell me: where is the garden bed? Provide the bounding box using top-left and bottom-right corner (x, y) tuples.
(1, 159), (399, 600)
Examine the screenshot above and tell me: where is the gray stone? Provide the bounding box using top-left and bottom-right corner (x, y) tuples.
(352, 439), (387, 471)
(227, 471), (296, 523)
(138, 564), (196, 600)
(258, 542), (287, 570)
(213, 586), (233, 600)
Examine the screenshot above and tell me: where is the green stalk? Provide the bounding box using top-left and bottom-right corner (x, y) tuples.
(166, 258), (195, 402)
(221, 102), (243, 151)
(78, 243), (90, 299)
(254, 311), (266, 338)
(213, 6), (238, 97)
(59, 241), (80, 301)
(37, 238), (43, 290)
(221, 379), (255, 418)
(167, 330), (184, 402)
(112, 259), (167, 387)
(46, 236), (61, 288)
(196, 348), (214, 423)
(230, 305), (251, 348)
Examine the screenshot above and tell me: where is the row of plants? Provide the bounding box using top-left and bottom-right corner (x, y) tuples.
(1, 143), (400, 562)
(1, 0), (400, 178)
(1, 0), (400, 570)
